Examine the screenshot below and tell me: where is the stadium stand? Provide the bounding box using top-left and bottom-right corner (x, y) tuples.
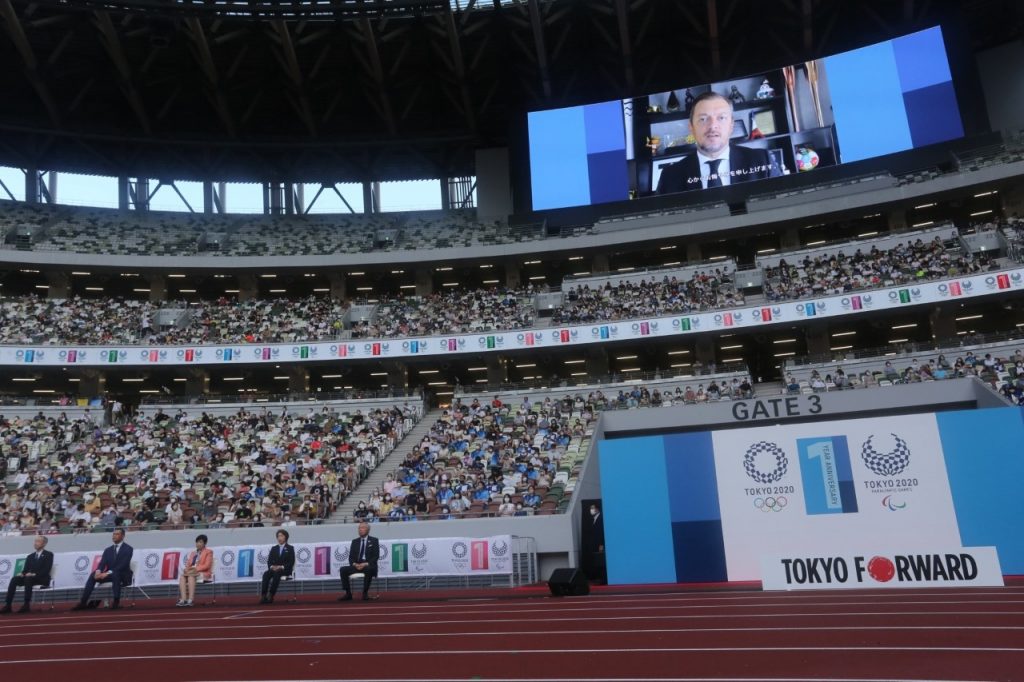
(0, 400), (422, 536)
(0, 222), (1017, 348)
(782, 336), (1024, 403)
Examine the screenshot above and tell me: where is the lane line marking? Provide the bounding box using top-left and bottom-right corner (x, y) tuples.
(0, 611), (1020, 641)
(1, 645), (1022, 666)
(0, 624), (1020, 651)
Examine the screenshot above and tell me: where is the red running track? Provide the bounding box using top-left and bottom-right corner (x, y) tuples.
(0, 585), (1021, 681)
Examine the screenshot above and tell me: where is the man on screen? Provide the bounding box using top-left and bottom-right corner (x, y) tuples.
(656, 91), (781, 194)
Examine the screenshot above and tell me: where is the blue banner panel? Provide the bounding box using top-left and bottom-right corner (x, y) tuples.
(598, 437), (677, 584)
(822, 42), (913, 162)
(937, 407), (1024, 573)
(527, 106), (591, 210)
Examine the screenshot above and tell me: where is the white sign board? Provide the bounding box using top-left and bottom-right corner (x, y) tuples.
(761, 546), (1004, 590)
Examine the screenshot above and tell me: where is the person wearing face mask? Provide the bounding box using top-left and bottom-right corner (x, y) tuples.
(498, 494), (516, 517)
(583, 503), (606, 584)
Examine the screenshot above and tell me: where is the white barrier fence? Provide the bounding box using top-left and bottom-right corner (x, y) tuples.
(0, 535), (513, 592)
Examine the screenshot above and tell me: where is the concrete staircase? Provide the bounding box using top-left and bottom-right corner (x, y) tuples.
(333, 407), (442, 522)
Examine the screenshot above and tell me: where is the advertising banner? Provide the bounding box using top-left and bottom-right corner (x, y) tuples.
(0, 536), (513, 591)
(760, 546), (1004, 590)
(599, 406), (1024, 586)
(2, 268), (1023, 367)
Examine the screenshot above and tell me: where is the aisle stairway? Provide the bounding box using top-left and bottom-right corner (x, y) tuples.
(333, 407), (442, 522)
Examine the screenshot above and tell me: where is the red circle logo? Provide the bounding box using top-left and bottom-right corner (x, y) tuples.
(867, 556), (896, 582)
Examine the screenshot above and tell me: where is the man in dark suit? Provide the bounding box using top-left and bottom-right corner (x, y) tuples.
(71, 528), (134, 611)
(259, 529), (295, 604)
(1, 535), (54, 614)
(338, 522), (379, 601)
(656, 91), (782, 194)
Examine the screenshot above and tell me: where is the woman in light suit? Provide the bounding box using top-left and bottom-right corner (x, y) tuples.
(177, 534), (213, 607)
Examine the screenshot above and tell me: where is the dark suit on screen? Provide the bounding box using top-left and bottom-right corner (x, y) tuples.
(656, 144), (781, 194)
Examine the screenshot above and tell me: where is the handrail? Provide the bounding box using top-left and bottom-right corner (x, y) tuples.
(784, 329), (1024, 368)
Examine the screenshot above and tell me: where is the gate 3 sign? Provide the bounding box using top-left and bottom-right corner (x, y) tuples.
(760, 547), (1003, 590)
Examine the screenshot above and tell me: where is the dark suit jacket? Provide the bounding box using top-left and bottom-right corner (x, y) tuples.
(268, 544), (295, 574)
(97, 542), (134, 577)
(656, 144), (781, 194)
(21, 549), (54, 583)
(349, 536), (380, 575)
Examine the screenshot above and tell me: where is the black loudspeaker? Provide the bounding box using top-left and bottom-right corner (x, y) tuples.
(548, 568), (590, 597)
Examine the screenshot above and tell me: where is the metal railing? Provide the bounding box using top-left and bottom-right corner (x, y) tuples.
(453, 363), (750, 395)
(784, 329), (1024, 368)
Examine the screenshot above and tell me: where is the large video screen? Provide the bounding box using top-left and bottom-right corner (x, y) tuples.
(527, 26), (963, 211)
(597, 407), (1024, 585)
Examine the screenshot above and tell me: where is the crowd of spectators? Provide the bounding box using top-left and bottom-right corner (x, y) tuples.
(0, 296), (157, 345)
(351, 287), (536, 339)
(762, 237), (995, 301)
(785, 346), (1024, 403)
(349, 379), (755, 522)
(553, 270), (742, 325)
(352, 394), (591, 521)
(151, 297), (348, 344)
(0, 403), (420, 536)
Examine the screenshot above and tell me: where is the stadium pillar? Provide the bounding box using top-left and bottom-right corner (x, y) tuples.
(804, 322), (831, 359)
(487, 355), (507, 387)
(363, 182), (380, 213)
(779, 228), (800, 251)
(585, 348), (609, 380)
(385, 362), (409, 392)
(45, 271), (70, 299)
(77, 370), (105, 400)
(440, 178), (450, 211)
(888, 210), (908, 232)
(415, 268), (433, 296)
(929, 305), (958, 342)
(287, 366), (309, 395)
(504, 260), (521, 288)
(237, 274), (258, 301)
(686, 242), (702, 263)
(118, 177), (131, 210)
(1001, 185), (1024, 216)
(694, 337), (716, 373)
(146, 273), (167, 302)
(328, 273), (347, 301)
(591, 253), (610, 274)
(202, 181), (214, 214)
(24, 165), (40, 204)
(185, 369), (209, 397)
(134, 178), (149, 211)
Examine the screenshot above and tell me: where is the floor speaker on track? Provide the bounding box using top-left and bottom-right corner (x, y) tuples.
(547, 568), (590, 597)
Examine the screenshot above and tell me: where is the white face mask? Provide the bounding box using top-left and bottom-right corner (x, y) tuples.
(590, 508), (598, 516)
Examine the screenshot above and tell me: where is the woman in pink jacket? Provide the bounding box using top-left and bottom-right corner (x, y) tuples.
(177, 534), (213, 607)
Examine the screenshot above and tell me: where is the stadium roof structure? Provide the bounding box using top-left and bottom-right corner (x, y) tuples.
(0, 0), (1018, 183)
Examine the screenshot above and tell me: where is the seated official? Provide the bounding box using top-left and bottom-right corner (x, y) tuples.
(338, 522), (379, 602)
(71, 528), (134, 611)
(1, 535), (53, 614)
(176, 534), (213, 607)
(259, 529), (294, 604)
